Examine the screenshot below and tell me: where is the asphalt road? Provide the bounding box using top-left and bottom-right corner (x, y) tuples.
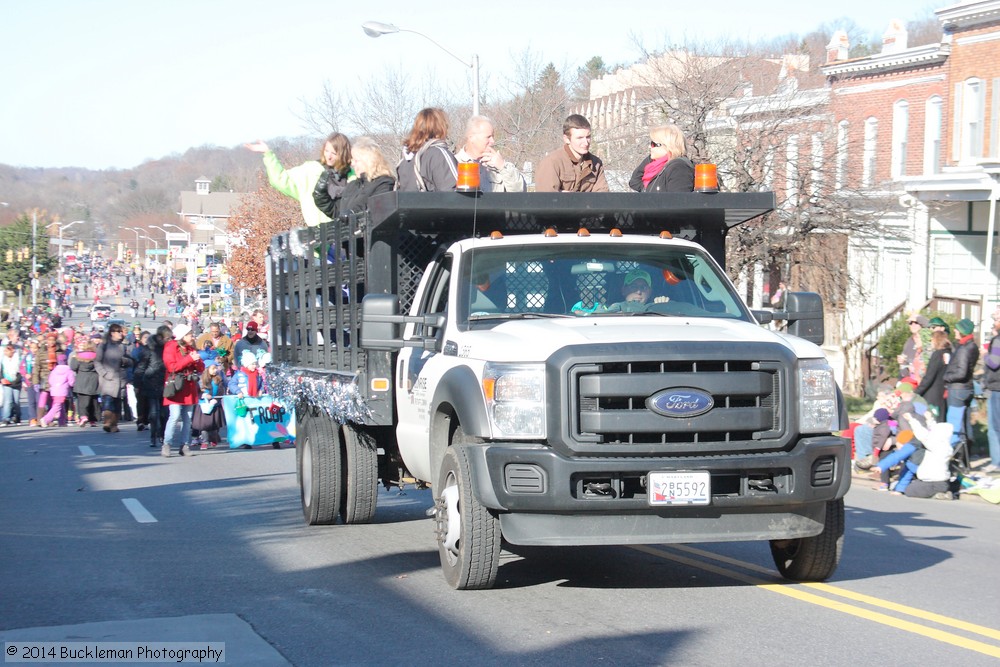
(2, 414), (1000, 667)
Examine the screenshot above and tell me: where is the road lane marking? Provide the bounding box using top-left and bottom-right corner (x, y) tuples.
(78, 446), (95, 456)
(122, 498), (157, 524)
(666, 544), (1000, 642)
(632, 545), (1000, 659)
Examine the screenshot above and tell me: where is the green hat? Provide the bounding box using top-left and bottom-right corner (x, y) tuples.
(956, 318), (975, 336)
(623, 269), (652, 288)
(928, 316), (948, 329)
(896, 381), (916, 393)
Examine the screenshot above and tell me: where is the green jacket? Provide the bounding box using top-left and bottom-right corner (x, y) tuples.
(262, 152), (331, 227)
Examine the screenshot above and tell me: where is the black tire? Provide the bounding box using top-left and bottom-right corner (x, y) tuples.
(339, 425), (379, 524)
(770, 498), (844, 581)
(298, 410), (342, 525)
(434, 439), (501, 590)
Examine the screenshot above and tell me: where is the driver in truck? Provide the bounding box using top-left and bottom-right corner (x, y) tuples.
(606, 269), (669, 313)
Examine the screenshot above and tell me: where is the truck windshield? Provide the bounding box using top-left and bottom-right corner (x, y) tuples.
(458, 243), (751, 327)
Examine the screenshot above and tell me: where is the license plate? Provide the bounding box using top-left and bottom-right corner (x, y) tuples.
(648, 471), (711, 506)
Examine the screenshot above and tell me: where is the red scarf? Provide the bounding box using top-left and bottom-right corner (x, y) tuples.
(244, 367), (261, 397)
(642, 154), (672, 188)
(958, 333), (974, 345)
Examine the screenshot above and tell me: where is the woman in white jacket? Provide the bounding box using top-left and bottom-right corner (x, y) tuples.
(901, 413), (955, 499)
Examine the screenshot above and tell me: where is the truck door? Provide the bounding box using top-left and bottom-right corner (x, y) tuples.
(394, 255), (453, 483)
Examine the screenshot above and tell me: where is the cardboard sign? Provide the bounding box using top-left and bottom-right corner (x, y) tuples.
(222, 395), (296, 448)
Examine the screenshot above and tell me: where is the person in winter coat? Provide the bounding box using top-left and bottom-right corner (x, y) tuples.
(94, 323), (133, 433)
(534, 114), (609, 193)
(900, 414), (956, 499)
(135, 325), (169, 449)
(245, 138), (334, 228)
(311, 133), (355, 220)
(915, 330), (952, 422)
(68, 337), (100, 426)
(396, 108), (458, 192)
(0, 343), (23, 426)
(323, 136), (396, 218)
(227, 350), (265, 398)
(453, 118), (526, 193)
(191, 363), (227, 449)
(161, 323), (205, 457)
(983, 313), (1000, 474)
(943, 318), (980, 446)
(31, 331), (62, 421)
(40, 354), (75, 427)
(629, 124), (695, 193)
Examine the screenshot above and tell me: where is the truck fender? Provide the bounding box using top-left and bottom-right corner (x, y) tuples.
(428, 365), (493, 495)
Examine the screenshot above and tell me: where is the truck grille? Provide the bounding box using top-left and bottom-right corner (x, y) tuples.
(562, 352), (786, 455)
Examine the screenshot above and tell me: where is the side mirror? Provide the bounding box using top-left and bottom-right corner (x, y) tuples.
(778, 291), (824, 345)
(360, 294), (403, 350)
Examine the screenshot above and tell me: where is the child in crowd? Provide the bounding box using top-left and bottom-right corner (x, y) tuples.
(40, 354), (75, 427)
(192, 364), (227, 449)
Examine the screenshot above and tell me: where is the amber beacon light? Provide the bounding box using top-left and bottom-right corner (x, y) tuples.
(694, 163), (719, 192)
(457, 162), (481, 191)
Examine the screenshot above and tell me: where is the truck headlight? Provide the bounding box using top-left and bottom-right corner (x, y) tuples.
(483, 363), (546, 439)
(797, 358), (839, 434)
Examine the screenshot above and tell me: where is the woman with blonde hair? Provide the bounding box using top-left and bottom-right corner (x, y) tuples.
(629, 123), (695, 193)
(337, 137), (397, 217)
(396, 108), (458, 192)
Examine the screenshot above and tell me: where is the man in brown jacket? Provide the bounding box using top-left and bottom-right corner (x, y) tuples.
(534, 114), (609, 192)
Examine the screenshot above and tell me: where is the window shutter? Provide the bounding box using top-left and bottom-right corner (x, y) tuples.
(952, 83), (963, 162)
(991, 79), (999, 158)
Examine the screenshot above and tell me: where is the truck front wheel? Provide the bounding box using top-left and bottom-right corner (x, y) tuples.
(434, 440), (501, 590)
(769, 498), (844, 581)
(298, 410), (342, 525)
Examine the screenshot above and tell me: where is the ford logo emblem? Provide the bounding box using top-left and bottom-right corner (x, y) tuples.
(647, 388), (714, 418)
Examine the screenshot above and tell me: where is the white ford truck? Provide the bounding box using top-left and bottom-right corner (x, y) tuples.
(266, 191), (850, 589)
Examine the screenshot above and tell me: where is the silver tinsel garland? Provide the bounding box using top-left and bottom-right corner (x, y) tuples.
(266, 364), (373, 425)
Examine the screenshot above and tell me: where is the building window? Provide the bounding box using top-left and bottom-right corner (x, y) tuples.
(785, 134), (798, 206)
(891, 100), (908, 179)
(924, 95), (942, 174)
(862, 117), (878, 187)
(836, 120), (848, 190)
(963, 78), (985, 160)
(810, 133), (823, 198)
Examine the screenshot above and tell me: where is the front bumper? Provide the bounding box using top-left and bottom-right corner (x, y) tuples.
(465, 435), (850, 547)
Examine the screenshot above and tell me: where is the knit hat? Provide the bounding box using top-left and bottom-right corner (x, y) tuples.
(895, 381), (916, 394)
(873, 408), (890, 422)
(240, 350), (258, 367)
(245, 320), (259, 331)
(956, 318), (974, 336)
(172, 324), (192, 340)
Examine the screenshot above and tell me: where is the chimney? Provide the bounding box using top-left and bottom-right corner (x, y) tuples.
(881, 19), (908, 54)
(826, 30), (849, 63)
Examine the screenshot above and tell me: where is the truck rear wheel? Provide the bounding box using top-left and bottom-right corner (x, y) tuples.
(298, 410), (342, 525)
(339, 425), (379, 524)
(434, 440), (501, 590)
(770, 498), (844, 581)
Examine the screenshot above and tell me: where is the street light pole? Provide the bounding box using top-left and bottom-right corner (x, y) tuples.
(55, 220), (85, 283)
(123, 227), (141, 261)
(31, 210), (36, 307)
(362, 21), (479, 115)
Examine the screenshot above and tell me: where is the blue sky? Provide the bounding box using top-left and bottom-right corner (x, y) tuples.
(0, 0), (941, 170)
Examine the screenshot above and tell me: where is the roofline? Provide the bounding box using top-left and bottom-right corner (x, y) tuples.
(820, 43), (950, 77)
